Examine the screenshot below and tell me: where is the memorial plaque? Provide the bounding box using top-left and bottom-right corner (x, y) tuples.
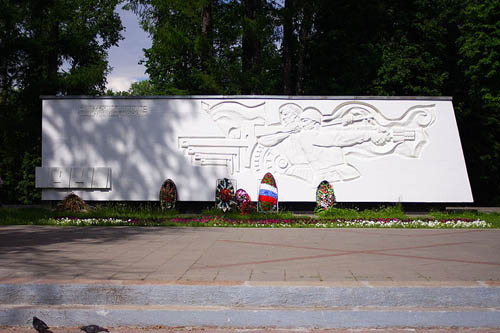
(70, 168), (93, 188)
(92, 168), (111, 189)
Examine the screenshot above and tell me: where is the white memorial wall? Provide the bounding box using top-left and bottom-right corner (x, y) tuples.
(37, 96), (473, 202)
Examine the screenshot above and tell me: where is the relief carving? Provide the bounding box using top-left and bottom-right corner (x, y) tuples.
(179, 101), (435, 185)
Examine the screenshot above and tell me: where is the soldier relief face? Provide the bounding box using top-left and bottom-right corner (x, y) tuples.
(280, 104), (300, 128)
(299, 108), (322, 131)
(301, 118), (319, 130)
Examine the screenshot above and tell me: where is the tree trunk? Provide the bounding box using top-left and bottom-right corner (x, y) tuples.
(47, 19), (60, 94)
(242, 0), (260, 94)
(296, 4), (312, 95)
(200, 0), (213, 72)
(282, 0), (295, 95)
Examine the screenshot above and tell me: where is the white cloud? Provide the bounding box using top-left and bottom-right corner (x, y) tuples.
(107, 76), (136, 92)
(106, 5), (151, 91)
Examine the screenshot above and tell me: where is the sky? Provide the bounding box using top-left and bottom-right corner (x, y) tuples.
(106, 6), (151, 92)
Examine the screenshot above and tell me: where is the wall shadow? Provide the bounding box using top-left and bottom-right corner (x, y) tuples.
(0, 226), (218, 278)
(42, 98), (224, 202)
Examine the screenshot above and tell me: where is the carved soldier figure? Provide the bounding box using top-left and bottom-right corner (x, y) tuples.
(289, 108), (390, 182)
(184, 100), (435, 185)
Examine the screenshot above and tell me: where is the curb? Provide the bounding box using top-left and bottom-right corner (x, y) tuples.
(1, 281), (500, 308)
(2, 305), (500, 328)
(1, 280), (500, 328)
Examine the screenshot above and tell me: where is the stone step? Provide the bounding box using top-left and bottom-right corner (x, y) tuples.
(2, 304), (500, 328)
(1, 280), (499, 328)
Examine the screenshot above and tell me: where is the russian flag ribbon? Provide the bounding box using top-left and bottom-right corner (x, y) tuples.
(259, 183), (278, 205)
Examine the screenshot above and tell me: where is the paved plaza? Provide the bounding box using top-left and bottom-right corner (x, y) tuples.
(0, 226), (499, 282)
(1, 226), (500, 330)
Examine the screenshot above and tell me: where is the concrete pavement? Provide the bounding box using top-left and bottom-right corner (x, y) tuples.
(1, 226), (500, 329)
(0, 226), (499, 281)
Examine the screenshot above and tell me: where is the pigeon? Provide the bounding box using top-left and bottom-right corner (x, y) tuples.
(80, 325), (109, 333)
(32, 317), (53, 333)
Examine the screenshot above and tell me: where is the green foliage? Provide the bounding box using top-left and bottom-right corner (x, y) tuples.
(126, 0), (281, 94)
(0, 0), (123, 203)
(0, 206), (496, 228)
(0, 208), (58, 225)
(15, 151), (41, 204)
(458, 0), (500, 107)
(372, 0), (453, 96)
(300, 1), (389, 95)
(128, 80), (160, 95)
(316, 204), (408, 220)
(78, 202), (179, 219)
(455, 0), (500, 204)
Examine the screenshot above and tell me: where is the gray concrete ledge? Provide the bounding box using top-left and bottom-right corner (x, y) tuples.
(446, 206), (500, 213)
(1, 305), (499, 328)
(1, 281), (499, 328)
(1, 281), (499, 308)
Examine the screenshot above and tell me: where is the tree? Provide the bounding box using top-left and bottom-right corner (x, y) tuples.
(281, 0), (295, 94)
(372, 0), (455, 96)
(126, 0), (223, 94)
(281, 0), (317, 95)
(278, 0), (390, 96)
(456, 0), (500, 203)
(126, 0), (281, 95)
(0, 0), (123, 203)
(367, 0), (500, 204)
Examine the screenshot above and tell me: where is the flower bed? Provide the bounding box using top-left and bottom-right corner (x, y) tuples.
(48, 216), (491, 228)
(51, 217), (137, 226)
